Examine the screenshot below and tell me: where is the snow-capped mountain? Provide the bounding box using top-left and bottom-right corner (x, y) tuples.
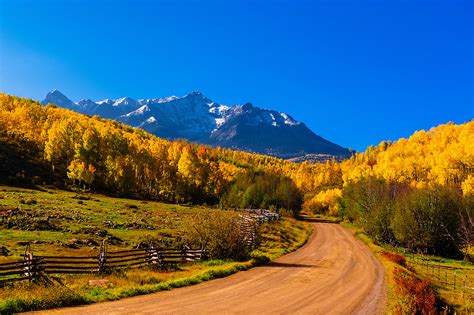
(41, 90), (350, 159)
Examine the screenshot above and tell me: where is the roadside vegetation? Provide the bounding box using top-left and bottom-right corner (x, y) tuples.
(303, 121), (473, 260)
(300, 121), (473, 312)
(340, 221), (473, 313)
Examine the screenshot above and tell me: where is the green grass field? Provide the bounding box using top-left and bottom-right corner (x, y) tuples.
(0, 185), (312, 313)
(0, 186), (221, 259)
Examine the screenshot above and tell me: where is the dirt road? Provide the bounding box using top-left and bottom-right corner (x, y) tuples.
(38, 220), (386, 314)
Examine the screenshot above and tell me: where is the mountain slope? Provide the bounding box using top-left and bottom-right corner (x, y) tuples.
(41, 90), (350, 159)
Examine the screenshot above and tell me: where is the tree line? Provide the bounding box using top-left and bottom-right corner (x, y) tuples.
(0, 94), (302, 212)
(1, 93), (472, 257)
(298, 121), (473, 258)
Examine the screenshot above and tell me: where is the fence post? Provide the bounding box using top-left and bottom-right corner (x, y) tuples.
(146, 246), (152, 265)
(98, 239), (107, 274)
(157, 248), (162, 266)
(182, 245), (190, 262)
(201, 247), (207, 261)
(147, 246), (161, 267)
(23, 243), (37, 283)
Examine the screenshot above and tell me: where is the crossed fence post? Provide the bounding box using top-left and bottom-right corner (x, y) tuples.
(147, 245), (161, 267)
(182, 245), (190, 262)
(23, 244), (35, 282)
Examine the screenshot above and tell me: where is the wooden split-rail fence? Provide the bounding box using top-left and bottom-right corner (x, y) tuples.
(0, 209), (279, 286)
(236, 209), (280, 224)
(0, 241), (205, 286)
(237, 209), (280, 248)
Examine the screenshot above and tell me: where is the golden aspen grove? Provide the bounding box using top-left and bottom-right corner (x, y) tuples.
(0, 93), (473, 258)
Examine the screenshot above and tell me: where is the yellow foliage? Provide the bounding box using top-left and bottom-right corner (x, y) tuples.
(303, 188), (342, 216)
(0, 93), (471, 207)
(341, 120), (474, 190)
(461, 175), (474, 196)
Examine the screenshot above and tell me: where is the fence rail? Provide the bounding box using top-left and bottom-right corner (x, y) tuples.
(237, 209), (280, 247)
(407, 257), (474, 297)
(0, 242), (205, 286)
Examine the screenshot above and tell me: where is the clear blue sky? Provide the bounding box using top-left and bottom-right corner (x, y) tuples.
(1, 0), (472, 151)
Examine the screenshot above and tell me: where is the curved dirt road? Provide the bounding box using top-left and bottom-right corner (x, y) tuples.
(38, 220), (386, 314)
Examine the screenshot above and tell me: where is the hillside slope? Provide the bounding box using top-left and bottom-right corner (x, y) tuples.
(0, 93), (302, 207)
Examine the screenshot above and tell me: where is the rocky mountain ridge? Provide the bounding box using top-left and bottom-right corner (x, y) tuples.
(41, 90), (351, 159)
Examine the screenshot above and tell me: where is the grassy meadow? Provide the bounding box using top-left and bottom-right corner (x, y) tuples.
(0, 185), (219, 259)
(0, 186), (312, 313)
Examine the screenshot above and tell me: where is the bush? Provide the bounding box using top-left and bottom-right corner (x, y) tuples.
(392, 186), (462, 257)
(341, 177), (400, 244)
(342, 178), (465, 258)
(393, 267), (436, 314)
(180, 212), (253, 260)
(381, 251), (406, 267)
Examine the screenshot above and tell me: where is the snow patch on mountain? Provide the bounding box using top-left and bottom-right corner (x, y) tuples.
(126, 105), (150, 116)
(97, 99), (112, 105)
(280, 113), (299, 126)
(146, 116), (157, 123)
(41, 89), (350, 159)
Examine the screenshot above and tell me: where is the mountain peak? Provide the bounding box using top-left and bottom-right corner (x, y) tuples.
(180, 91), (215, 108)
(184, 91), (210, 101)
(40, 89), (351, 159)
(113, 97), (138, 107)
(41, 90), (74, 108)
(47, 89), (66, 97)
(242, 102), (253, 111)
(188, 90), (203, 96)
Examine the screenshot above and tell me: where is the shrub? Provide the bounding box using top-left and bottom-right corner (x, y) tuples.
(393, 267), (436, 314)
(381, 251), (406, 267)
(392, 186), (462, 257)
(341, 177), (400, 244)
(180, 212), (252, 260)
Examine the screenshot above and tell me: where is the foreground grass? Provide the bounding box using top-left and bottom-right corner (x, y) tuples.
(0, 186), (312, 314)
(339, 221), (473, 313)
(0, 261), (254, 313)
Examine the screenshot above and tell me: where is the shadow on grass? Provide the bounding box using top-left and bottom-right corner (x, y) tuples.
(298, 216), (341, 224)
